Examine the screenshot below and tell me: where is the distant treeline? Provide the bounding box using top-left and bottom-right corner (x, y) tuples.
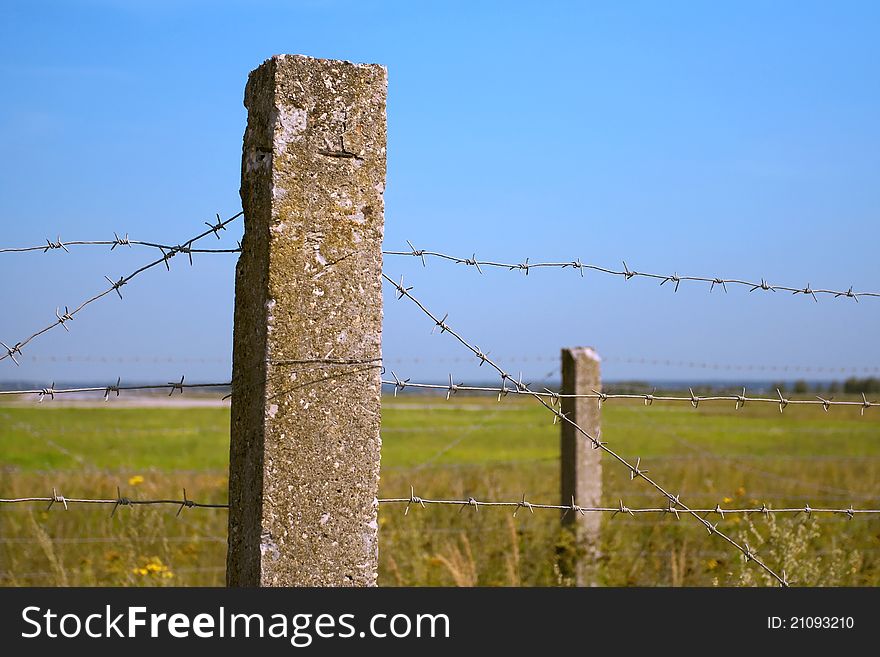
(774, 377), (880, 395)
(603, 378), (880, 396)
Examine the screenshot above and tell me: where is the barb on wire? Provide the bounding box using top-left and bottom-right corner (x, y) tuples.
(0, 379), (231, 401)
(0, 212), (243, 365)
(384, 245), (879, 301)
(383, 271), (789, 585)
(378, 379), (876, 414)
(378, 494), (880, 517)
(1, 488), (228, 514)
(1, 224), (242, 256)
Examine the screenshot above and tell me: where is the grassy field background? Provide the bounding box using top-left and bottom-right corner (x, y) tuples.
(1, 394), (879, 586)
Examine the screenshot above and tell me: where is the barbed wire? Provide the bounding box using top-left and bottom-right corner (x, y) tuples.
(385, 243), (879, 302)
(5, 374), (872, 412)
(0, 218), (242, 255)
(0, 488), (228, 515)
(3, 489), (875, 522)
(381, 377), (876, 415)
(0, 212), (243, 366)
(384, 271), (789, 585)
(378, 491), (880, 519)
(0, 378), (231, 401)
(20, 351), (875, 374)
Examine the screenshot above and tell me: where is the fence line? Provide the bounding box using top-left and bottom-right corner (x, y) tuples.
(382, 377), (876, 414)
(385, 243), (878, 301)
(0, 489), (228, 515)
(0, 212), (242, 366)
(0, 378), (231, 401)
(5, 490), (878, 521)
(379, 492), (879, 518)
(383, 272), (789, 585)
(2, 375), (874, 412)
(0, 220), (241, 256)
(15, 352), (879, 374)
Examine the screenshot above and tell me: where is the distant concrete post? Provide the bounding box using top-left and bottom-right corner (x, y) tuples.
(227, 55), (386, 586)
(560, 347), (602, 586)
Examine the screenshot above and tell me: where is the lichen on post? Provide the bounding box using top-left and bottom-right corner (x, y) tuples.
(227, 55), (386, 586)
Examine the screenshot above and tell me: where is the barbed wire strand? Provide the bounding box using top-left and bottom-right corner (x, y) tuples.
(378, 493), (880, 518)
(3, 490), (876, 521)
(0, 212), (243, 366)
(0, 379), (231, 401)
(0, 222), (242, 256)
(380, 379), (876, 415)
(383, 271), (789, 585)
(4, 376), (873, 413)
(385, 243), (878, 302)
(16, 352), (880, 374)
(0, 488), (227, 515)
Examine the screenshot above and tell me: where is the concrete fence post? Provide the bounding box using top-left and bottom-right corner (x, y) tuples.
(560, 346), (602, 586)
(227, 55), (387, 586)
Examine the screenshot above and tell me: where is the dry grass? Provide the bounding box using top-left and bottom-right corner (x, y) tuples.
(2, 394), (879, 586)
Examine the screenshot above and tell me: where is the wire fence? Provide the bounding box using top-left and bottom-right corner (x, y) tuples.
(3, 215), (879, 588)
(0, 212), (242, 366)
(381, 376), (876, 414)
(0, 218), (241, 255)
(385, 243), (880, 301)
(0, 379), (230, 401)
(4, 490), (878, 520)
(11, 352), (880, 375)
(383, 272), (793, 585)
(0, 489), (228, 515)
(1, 374), (877, 412)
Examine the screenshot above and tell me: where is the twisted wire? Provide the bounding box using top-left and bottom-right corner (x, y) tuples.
(0, 378), (231, 401)
(385, 243), (877, 301)
(0, 212), (242, 365)
(3, 490), (874, 522)
(0, 217), (241, 255)
(384, 271), (789, 585)
(381, 378), (876, 414)
(378, 491), (880, 519)
(0, 487), (227, 516)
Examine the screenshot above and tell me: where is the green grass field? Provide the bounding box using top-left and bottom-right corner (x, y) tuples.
(2, 395), (879, 586)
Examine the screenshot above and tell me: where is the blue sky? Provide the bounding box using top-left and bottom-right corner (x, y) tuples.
(1, 1), (878, 386)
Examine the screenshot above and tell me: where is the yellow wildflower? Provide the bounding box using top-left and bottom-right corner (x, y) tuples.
(128, 475), (144, 486)
(132, 556), (173, 579)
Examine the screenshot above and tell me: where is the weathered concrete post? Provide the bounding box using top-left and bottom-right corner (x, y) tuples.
(227, 55), (386, 586)
(560, 347), (602, 586)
